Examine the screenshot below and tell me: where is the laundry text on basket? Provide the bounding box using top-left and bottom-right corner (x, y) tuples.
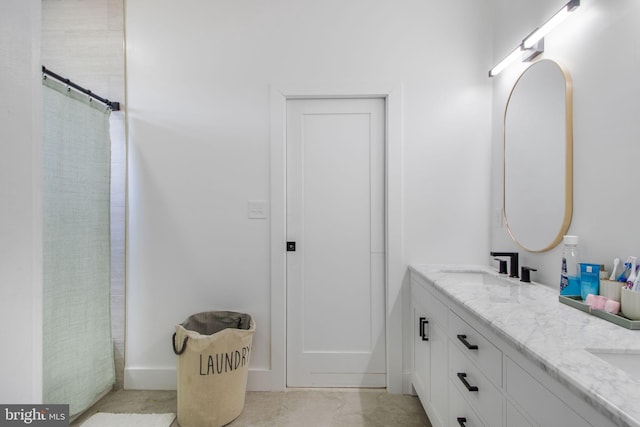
(199, 346), (252, 376)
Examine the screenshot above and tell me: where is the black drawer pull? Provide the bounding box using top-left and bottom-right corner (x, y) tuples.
(457, 417), (467, 427)
(457, 372), (479, 392)
(419, 317), (429, 341)
(457, 334), (478, 350)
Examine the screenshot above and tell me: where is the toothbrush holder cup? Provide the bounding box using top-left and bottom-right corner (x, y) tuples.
(599, 280), (625, 302)
(621, 288), (640, 320)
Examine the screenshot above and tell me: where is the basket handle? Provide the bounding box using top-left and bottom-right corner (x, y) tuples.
(172, 332), (188, 355)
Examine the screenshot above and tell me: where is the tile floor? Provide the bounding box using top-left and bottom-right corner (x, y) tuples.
(72, 389), (432, 427)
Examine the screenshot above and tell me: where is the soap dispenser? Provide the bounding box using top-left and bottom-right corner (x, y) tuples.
(560, 235), (580, 296)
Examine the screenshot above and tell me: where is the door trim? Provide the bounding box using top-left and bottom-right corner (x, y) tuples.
(266, 83), (403, 392)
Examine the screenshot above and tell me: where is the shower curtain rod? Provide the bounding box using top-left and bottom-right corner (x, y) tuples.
(42, 66), (120, 111)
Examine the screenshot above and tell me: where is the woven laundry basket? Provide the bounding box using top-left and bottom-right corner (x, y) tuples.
(172, 311), (255, 427)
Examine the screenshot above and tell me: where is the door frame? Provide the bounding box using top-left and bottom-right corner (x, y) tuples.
(267, 83), (403, 392)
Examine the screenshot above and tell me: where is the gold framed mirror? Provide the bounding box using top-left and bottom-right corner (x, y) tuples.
(503, 59), (573, 252)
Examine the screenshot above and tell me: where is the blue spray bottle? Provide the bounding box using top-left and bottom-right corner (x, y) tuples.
(560, 235), (580, 296)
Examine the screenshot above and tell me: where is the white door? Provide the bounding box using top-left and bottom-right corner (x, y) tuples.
(286, 98), (386, 387)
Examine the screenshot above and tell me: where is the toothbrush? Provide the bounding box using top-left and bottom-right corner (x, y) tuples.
(633, 273), (640, 292)
(627, 257), (638, 289)
(609, 258), (620, 281)
(617, 257), (632, 282)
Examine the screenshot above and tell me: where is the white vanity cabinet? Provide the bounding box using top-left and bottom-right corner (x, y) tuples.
(411, 276), (449, 427)
(410, 269), (618, 427)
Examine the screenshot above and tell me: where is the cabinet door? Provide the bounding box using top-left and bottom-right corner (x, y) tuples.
(505, 356), (588, 427)
(412, 281), (448, 427)
(506, 399), (532, 427)
(413, 304), (430, 403)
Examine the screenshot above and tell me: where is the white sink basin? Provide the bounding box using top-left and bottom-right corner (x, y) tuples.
(438, 270), (517, 286)
(587, 350), (640, 380)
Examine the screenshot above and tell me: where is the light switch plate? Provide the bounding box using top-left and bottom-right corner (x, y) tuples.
(248, 200), (267, 219)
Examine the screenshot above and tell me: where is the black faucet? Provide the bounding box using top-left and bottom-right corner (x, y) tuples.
(490, 252), (519, 278)
(520, 266), (537, 283)
(494, 258), (508, 274)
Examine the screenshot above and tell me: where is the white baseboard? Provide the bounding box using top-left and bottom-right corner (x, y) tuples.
(124, 367), (176, 390)
(402, 371), (414, 395)
(123, 367), (282, 391)
(246, 369), (284, 391)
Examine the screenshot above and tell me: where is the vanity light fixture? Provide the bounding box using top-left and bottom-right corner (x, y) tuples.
(488, 46), (523, 78)
(488, 0), (580, 77)
(523, 0), (580, 49)
(488, 39), (544, 78)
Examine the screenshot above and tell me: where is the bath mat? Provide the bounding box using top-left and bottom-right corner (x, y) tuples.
(80, 412), (175, 427)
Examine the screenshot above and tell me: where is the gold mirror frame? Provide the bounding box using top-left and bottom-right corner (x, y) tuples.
(503, 59), (573, 252)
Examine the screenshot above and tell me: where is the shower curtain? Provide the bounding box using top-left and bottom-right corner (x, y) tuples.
(42, 77), (115, 416)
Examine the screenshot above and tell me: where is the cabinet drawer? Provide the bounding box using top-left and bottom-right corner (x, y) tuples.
(449, 310), (502, 387)
(506, 399), (533, 427)
(449, 341), (502, 427)
(449, 379), (486, 427)
(505, 356), (588, 427)
(411, 277), (448, 326)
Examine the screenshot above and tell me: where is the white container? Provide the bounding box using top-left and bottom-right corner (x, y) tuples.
(599, 279), (625, 302)
(621, 288), (640, 320)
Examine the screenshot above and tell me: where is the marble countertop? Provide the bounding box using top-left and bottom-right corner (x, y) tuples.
(410, 264), (640, 427)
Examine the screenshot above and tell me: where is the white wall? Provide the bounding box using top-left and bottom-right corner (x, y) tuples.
(125, 0), (493, 391)
(490, 0), (640, 286)
(0, 0), (43, 403)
